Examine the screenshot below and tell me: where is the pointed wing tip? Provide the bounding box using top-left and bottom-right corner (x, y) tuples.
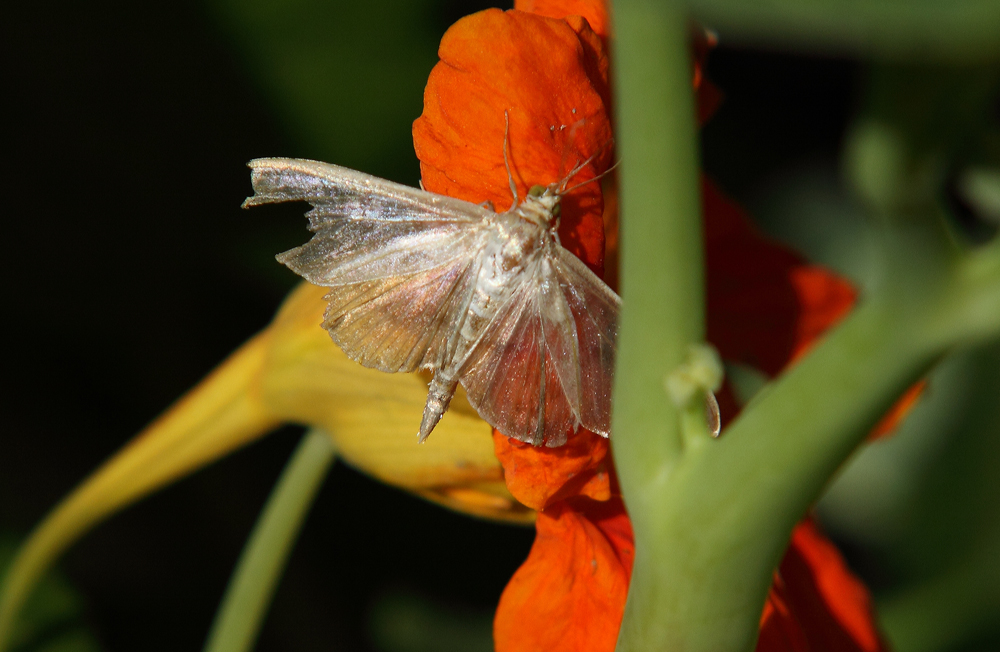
(243, 158), (313, 208)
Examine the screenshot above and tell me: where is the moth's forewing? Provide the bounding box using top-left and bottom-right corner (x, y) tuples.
(245, 158), (488, 225)
(245, 158), (494, 374)
(245, 157), (621, 446)
(320, 251), (484, 373)
(538, 259), (584, 419)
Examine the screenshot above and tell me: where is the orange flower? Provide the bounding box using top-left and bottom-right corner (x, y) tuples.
(413, 7), (612, 275)
(759, 520), (885, 652)
(413, 4), (893, 652)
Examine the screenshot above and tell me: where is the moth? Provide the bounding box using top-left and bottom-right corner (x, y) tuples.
(243, 152), (619, 447)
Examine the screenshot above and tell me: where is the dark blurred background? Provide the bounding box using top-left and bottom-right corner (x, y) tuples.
(4, 1), (996, 651)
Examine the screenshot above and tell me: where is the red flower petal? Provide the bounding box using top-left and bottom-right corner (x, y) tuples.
(494, 497), (634, 652)
(514, 0), (610, 39)
(704, 177), (923, 435)
(759, 520), (888, 652)
(704, 178), (857, 377)
(493, 430), (611, 511)
(869, 379), (926, 440)
(413, 8), (612, 273)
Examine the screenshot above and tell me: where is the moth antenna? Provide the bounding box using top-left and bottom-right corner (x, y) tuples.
(556, 123), (574, 181)
(555, 117), (590, 179)
(558, 139), (616, 194)
(503, 110), (519, 206)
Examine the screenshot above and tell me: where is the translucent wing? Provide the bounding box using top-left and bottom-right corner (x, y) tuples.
(244, 158), (493, 373)
(549, 249), (620, 434)
(460, 250), (620, 446)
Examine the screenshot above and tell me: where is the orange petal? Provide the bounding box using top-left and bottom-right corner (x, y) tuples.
(787, 266), (858, 363)
(514, 0), (610, 39)
(515, 0), (723, 128)
(704, 177), (857, 377)
(494, 497), (633, 652)
(601, 174), (620, 291)
(413, 8), (612, 272)
(759, 572), (811, 652)
(493, 429), (611, 510)
(868, 378), (926, 440)
(759, 520), (888, 652)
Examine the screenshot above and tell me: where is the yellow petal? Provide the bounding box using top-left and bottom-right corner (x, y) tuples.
(1, 281), (532, 650)
(259, 282), (532, 523)
(0, 330), (280, 649)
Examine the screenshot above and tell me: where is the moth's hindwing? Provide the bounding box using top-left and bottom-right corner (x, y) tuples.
(460, 248), (619, 446)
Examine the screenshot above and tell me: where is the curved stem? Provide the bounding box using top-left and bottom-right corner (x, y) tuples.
(203, 428), (336, 652)
(608, 5), (1000, 649)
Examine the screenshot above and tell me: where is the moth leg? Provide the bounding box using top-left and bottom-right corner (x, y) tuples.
(418, 374), (459, 443)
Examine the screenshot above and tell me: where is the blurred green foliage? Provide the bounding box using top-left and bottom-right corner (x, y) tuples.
(688, 0), (1000, 62)
(367, 589), (492, 652)
(204, 0), (448, 184)
(0, 536), (101, 652)
(751, 57), (1000, 652)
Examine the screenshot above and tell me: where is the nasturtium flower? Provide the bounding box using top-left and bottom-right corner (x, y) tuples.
(414, 2), (900, 651)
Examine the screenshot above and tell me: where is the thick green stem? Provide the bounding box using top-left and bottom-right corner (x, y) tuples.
(203, 429), (335, 652)
(607, 6), (1000, 649)
(611, 1), (704, 650)
(660, 297), (941, 651)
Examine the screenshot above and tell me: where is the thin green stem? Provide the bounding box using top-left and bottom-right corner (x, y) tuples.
(686, 0), (1000, 62)
(610, 1), (703, 650)
(203, 428), (336, 652)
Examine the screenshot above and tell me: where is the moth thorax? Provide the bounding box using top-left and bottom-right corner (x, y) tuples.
(520, 184), (561, 225)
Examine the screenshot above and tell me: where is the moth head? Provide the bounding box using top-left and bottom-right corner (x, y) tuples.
(525, 183), (562, 220)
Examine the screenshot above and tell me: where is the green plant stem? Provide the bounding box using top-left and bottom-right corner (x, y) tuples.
(610, 1), (703, 650)
(685, 0), (1000, 62)
(664, 297), (940, 651)
(608, 3), (1000, 650)
(203, 428), (335, 652)
(611, 0), (702, 479)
